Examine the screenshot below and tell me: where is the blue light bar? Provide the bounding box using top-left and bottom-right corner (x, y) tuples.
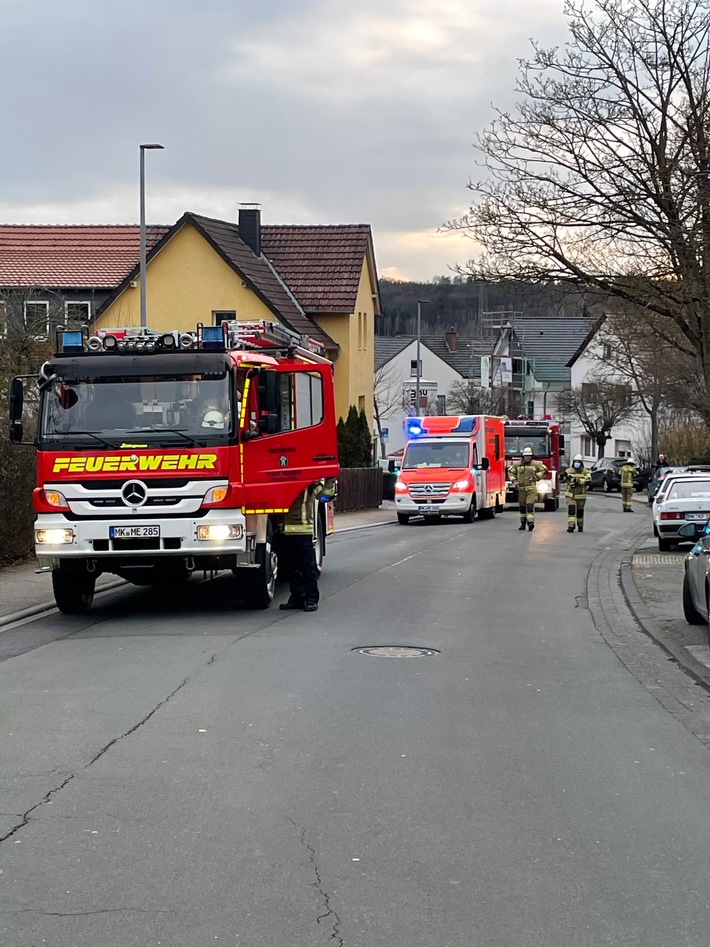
(59, 330), (84, 354)
(406, 417), (423, 437)
(201, 326), (225, 350)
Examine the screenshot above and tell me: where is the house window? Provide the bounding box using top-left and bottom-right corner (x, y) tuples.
(603, 343), (613, 359)
(358, 395), (365, 413)
(410, 359), (421, 377)
(0, 301), (6, 338)
(24, 301), (49, 339)
(581, 436), (595, 456)
(437, 394), (447, 416)
(512, 357), (524, 375)
(526, 400), (534, 417)
(64, 301), (90, 323)
(213, 310), (236, 325)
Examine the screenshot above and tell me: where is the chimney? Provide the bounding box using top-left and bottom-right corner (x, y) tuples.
(238, 203), (261, 256)
(445, 325), (458, 352)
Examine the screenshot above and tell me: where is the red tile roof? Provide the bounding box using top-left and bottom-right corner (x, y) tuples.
(0, 225), (170, 288)
(261, 225), (379, 313)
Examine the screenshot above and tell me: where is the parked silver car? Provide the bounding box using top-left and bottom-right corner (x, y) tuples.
(680, 522), (710, 645)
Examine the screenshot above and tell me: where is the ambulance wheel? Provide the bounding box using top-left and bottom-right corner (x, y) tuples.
(52, 568), (95, 614)
(478, 506), (495, 519)
(462, 497), (477, 523)
(397, 513), (411, 525)
(242, 522), (278, 609)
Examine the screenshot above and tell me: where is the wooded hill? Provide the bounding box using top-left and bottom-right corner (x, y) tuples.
(377, 277), (599, 337)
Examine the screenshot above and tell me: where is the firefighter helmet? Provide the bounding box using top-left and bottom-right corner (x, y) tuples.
(573, 453), (583, 462)
(201, 409), (226, 430)
(522, 447), (533, 457)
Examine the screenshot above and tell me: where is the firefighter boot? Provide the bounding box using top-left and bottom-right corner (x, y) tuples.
(527, 522), (535, 531)
(567, 526), (575, 533)
(577, 524), (583, 532)
(518, 520), (526, 530)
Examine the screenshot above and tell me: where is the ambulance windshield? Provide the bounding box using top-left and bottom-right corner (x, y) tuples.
(40, 372), (239, 447)
(403, 440), (470, 469)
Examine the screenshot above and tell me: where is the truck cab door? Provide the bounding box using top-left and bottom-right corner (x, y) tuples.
(240, 365), (339, 512)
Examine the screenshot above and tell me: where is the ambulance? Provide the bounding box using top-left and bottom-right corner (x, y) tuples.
(394, 415), (506, 524)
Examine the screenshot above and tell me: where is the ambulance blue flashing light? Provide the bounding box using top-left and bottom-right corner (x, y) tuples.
(406, 418), (424, 437)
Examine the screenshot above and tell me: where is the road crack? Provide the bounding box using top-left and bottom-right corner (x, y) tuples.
(289, 818), (344, 946)
(0, 662), (213, 850)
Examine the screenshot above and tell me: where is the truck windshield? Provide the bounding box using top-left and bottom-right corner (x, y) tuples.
(402, 440), (470, 469)
(505, 433), (550, 458)
(39, 373), (237, 447)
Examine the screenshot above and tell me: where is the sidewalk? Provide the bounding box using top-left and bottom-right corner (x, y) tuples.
(0, 502), (399, 628)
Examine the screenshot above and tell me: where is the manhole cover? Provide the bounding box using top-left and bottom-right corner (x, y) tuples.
(353, 646), (439, 658)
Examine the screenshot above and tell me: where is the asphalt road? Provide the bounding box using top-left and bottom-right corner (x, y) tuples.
(2, 497), (710, 947)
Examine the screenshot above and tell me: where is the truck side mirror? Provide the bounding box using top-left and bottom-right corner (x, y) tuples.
(480, 456), (490, 471)
(9, 420), (23, 443)
(559, 434), (566, 451)
(257, 370), (280, 413)
(258, 413), (279, 435)
(9, 377), (24, 424)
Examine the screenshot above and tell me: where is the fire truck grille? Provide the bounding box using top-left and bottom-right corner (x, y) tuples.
(409, 483), (451, 499)
(92, 537), (183, 552)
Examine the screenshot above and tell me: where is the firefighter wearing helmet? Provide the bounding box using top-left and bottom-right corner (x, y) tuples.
(619, 457), (637, 512)
(565, 454), (591, 533)
(508, 446), (547, 531)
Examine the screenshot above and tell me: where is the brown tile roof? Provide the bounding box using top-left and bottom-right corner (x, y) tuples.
(189, 215), (335, 347)
(0, 224), (169, 288)
(261, 224), (379, 314)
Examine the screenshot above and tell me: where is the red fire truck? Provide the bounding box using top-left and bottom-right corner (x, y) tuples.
(8, 321), (339, 613)
(395, 415), (506, 523)
(504, 418), (564, 511)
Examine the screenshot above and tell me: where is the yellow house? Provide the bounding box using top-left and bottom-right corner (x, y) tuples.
(95, 208), (381, 425)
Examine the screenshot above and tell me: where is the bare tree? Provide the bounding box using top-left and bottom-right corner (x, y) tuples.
(449, 0), (710, 419)
(559, 379), (636, 457)
(374, 360), (406, 460)
(448, 380), (508, 415)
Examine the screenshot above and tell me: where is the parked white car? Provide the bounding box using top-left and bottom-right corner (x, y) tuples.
(653, 476), (710, 551)
(681, 522), (710, 643)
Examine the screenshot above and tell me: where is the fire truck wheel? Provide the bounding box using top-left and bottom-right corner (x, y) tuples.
(397, 513), (411, 525)
(242, 522), (278, 609)
(52, 568), (95, 614)
(462, 497), (477, 523)
(543, 497), (557, 511)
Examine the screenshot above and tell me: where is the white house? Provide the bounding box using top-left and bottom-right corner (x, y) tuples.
(566, 320), (649, 463)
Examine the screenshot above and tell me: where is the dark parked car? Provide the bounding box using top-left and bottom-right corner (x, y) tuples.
(588, 457), (649, 493)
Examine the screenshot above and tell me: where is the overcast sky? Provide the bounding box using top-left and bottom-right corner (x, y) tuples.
(0, 0), (569, 282)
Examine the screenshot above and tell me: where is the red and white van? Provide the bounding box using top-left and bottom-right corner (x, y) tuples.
(394, 415), (506, 524)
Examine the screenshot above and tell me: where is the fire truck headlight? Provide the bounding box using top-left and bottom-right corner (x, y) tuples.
(537, 480), (551, 494)
(202, 486), (229, 505)
(452, 479), (472, 491)
(395, 480), (408, 493)
(196, 524), (243, 542)
(36, 528), (74, 545)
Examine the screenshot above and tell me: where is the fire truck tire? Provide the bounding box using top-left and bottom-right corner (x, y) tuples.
(397, 513), (411, 525)
(543, 497), (557, 511)
(242, 522), (278, 609)
(462, 497), (477, 523)
(52, 568), (95, 614)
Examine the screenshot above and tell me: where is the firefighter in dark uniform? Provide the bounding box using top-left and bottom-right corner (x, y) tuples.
(509, 446), (547, 531)
(565, 454), (591, 533)
(279, 479), (337, 612)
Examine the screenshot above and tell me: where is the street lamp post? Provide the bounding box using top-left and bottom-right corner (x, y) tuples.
(415, 299), (429, 416)
(139, 143), (164, 329)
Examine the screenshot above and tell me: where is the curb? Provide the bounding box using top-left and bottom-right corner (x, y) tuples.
(619, 556), (710, 694)
(335, 519), (398, 533)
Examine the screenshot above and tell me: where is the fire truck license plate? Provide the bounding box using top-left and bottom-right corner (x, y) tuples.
(109, 526), (161, 539)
